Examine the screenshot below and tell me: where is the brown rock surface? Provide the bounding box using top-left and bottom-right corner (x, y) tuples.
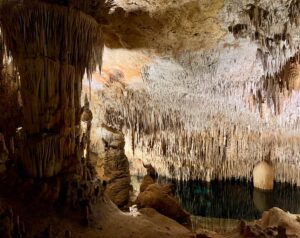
(136, 183), (190, 224)
(94, 124), (131, 207)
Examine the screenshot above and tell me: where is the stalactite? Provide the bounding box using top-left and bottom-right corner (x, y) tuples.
(90, 79), (300, 185)
(0, 1), (103, 178)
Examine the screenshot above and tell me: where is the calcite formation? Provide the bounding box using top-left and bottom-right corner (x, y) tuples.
(0, 0), (104, 178)
(104, 0), (225, 52)
(80, 0), (300, 188)
(253, 161), (274, 190)
(135, 166), (190, 224)
(90, 124), (131, 207)
(91, 70), (300, 185)
(2, 0), (300, 237)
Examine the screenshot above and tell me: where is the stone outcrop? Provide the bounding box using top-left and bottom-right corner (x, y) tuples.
(139, 163), (157, 193)
(253, 161), (274, 190)
(239, 207), (300, 237)
(135, 165), (189, 224)
(80, 0), (300, 187)
(136, 183), (190, 224)
(92, 124), (131, 207)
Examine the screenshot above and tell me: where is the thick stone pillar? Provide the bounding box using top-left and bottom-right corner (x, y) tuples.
(0, 2), (103, 178)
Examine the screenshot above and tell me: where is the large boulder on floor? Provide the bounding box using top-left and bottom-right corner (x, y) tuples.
(136, 183), (190, 224)
(253, 161), (274, 190)
(239, 207), (300, 237)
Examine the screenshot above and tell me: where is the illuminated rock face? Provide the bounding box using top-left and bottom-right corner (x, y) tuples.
(87, 67), (300, 185)
(253, 161), (274, 190)
(90, 124), (131, 207)
(85, 0), (300, 185)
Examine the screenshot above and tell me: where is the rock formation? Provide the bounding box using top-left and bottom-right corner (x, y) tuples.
(139, 164), (157, 193)
(91, 124), (131, 207)
(239, 207), (300, 237)
(2, 0), (300, 237)
(0, 0), (105, 178)
(253, 161), (274, 190)
(136, 183), (190, 224)
(135, 165), (190, 224)
(76, 0), (300, 189)
(91, 78), (300, 186)
(0, 1), (113, 236)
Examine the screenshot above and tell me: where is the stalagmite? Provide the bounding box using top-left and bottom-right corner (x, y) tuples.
(253, 161), (274, 190)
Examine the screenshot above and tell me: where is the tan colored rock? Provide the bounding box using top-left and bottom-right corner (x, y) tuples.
(136, 183), (190, 224)
(97, 125), (131, 207)
(240, 208), (300, 238)
(253, 161), (274, 190)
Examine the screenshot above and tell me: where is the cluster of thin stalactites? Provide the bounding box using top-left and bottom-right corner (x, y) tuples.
(92, 82), (300, 184)
(0, 1), (104, 75)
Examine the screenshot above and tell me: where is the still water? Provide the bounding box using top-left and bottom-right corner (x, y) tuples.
(132, 175), (300, 220)
(170, 179), (300, 220)
(132, 176), (300, 232)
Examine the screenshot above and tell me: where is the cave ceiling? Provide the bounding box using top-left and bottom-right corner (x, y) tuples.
(6, 0), (298, 134)
(89, 0), (300, 134)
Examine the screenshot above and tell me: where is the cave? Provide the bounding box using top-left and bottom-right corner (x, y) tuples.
(1, 0), (300, 237)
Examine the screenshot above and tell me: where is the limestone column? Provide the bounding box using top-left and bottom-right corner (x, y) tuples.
(0, 1), (103, 178)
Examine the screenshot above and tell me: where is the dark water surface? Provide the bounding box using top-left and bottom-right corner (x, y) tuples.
(157, 178), (300, 220)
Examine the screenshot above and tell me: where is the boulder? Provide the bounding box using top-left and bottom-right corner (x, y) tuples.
(136, 183), (190, 224)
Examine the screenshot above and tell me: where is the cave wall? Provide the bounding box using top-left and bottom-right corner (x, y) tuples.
(84, 40), (300, 185)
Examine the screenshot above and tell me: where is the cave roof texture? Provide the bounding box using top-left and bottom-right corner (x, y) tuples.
(81, 0), (299, 135)
(3, 0), (300, 141)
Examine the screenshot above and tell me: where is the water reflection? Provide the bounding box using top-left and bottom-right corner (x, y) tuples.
(253, 189), (274, 213)
(164, 179), (300, 220)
